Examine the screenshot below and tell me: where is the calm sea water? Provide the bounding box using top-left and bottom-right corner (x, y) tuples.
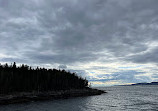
(0, 85), (158, 111)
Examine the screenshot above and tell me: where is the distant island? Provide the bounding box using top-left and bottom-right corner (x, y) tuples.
(131, 82), (158, 86)
(0, 62), (105, 105)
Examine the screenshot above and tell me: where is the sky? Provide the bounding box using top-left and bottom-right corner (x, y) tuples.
(1, 0), (158, 86)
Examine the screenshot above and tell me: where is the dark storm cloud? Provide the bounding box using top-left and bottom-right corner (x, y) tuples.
(58, 64), (67, 69)
(35, 0), (158, 64)
(127, 47), (158, 63)
(1, 0), (158, 85)
(25, 50), (99, 64)
(1, 0), (158, 64)
(68, 69), (88, 78)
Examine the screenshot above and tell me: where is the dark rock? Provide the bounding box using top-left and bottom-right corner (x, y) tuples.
(0, 88), (106, 105)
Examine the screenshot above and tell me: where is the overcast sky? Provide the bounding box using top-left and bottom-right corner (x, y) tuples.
(1, 0), (158, 86)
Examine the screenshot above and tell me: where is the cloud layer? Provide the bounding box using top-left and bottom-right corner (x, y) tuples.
(1, 0), (158, 86)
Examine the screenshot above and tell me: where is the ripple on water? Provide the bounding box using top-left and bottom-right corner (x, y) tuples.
(0, 86), (158, 111)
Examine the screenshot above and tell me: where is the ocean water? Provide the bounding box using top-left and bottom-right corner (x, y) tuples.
(0, 85), (158, 111)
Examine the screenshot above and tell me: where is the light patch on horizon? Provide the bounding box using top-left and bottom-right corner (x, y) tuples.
(91, 80), (128, 87)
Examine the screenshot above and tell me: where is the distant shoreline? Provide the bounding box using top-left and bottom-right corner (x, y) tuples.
(117, 82), (158, 86)
(0, 88), (106, 105)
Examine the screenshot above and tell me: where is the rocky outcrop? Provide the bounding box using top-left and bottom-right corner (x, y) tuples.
(0, 88), (106, 105)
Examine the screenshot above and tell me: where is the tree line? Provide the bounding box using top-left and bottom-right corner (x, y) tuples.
(0, 62), (88, 94)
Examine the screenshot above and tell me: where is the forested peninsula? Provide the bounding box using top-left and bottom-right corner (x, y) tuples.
(0, 62), (105, 105)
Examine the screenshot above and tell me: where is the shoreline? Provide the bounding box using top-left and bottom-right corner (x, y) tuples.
(0, 88), (106, 105)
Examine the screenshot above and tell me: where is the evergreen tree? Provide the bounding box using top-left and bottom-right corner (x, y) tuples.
(0, 62), (89, 94)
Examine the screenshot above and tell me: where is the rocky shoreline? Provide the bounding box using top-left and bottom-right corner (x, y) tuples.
(0, 88), (106, 105)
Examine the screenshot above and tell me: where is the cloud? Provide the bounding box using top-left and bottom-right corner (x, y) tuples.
(1, 0), (158, 86)
(58, 64), (67, 69)
(88, 70), (150, 83)
(127, 47), (158, 64)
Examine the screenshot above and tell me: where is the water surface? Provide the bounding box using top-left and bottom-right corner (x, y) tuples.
(0, 85), (158, 111)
